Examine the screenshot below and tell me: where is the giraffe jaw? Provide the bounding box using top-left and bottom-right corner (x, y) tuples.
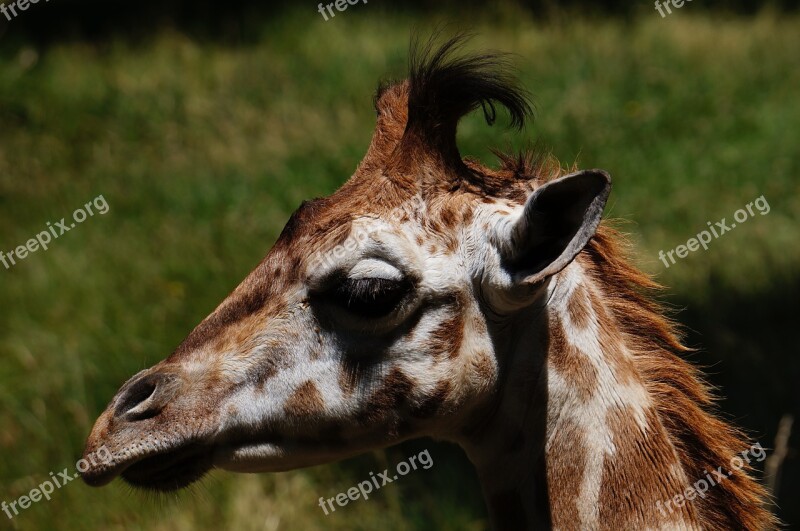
(212, 441), (368, 473)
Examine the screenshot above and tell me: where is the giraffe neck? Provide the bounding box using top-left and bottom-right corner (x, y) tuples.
(460, 262), (702, 530)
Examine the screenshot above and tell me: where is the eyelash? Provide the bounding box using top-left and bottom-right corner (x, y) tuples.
(328, 277), (412, 318)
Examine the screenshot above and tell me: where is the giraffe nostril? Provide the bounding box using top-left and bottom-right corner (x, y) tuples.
(114, 374), (174, 422)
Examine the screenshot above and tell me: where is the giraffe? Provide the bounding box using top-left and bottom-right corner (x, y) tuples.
(80, 36), (776, 530)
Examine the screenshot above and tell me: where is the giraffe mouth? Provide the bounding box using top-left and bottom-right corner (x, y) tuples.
(119, 442), (215, 491)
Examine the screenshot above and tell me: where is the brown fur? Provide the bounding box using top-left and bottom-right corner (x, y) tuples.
(357, 367), (414, 428)
(566, 284), (593, 331)
(545, 415), (591, 522)
(284, 380), (325, 417)
(547, 316), (598, 402)
(428, 311), (465, 360)
(412, 380), (452, 418)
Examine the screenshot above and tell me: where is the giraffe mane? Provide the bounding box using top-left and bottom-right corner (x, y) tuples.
(580, 221), (777, 529)
(405, 32), (532, 138)
(369, 33), (533, 176)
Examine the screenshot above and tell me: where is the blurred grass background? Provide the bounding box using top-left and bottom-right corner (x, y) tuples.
(0, 1), (798, 529)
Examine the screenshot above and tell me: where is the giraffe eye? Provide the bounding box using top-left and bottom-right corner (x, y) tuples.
(327, 277), (413, 318)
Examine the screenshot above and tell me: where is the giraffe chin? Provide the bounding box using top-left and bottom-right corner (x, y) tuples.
(118, 443), (215, 492)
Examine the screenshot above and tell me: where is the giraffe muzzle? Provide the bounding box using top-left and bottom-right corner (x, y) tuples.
(79, 368), (219, 490)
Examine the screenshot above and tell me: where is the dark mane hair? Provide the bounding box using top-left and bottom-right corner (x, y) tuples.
(403, 33), (533, 151)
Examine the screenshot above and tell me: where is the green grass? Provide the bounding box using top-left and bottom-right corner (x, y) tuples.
(1, 5), (798, 529)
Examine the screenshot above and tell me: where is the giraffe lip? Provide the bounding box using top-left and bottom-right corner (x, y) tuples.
(80, 466), (120, 487)
(120, 443), (214, 491)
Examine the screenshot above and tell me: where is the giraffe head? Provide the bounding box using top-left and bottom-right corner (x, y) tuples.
(81, 36), (610, 491)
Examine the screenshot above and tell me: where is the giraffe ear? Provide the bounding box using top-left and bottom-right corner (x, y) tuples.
(501, 169), (611, 285)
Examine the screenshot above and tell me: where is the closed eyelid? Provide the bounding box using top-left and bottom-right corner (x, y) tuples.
(347, 258), (404, 281)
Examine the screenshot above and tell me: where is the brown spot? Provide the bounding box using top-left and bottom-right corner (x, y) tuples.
(251, 363), (278, 388)
(439, 205), (457, 229)
(547, 316), (598, 400)
(443, 233), (459, 254)
(547, 417), (588, 527)
(284, 380), (324, 417)
(428, 312), (465, 360)
(460, 204), (475, 225)
(412, 380), (451, 418)
(567, 285), (593, 330)
(504, 186), (528, 204)
(597, 407), (697, 528)
(586, 280), (615, 326)
(233, 321), (258, 347)
(357, 367), (414, 425)
(247, 350), (292, 391)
